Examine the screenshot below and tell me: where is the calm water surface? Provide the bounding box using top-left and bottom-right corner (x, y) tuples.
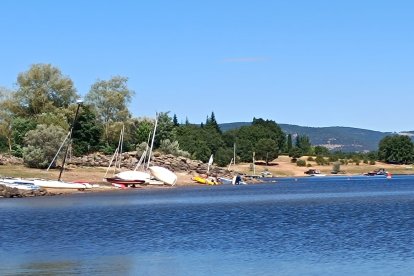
(1, 175), (414, 275)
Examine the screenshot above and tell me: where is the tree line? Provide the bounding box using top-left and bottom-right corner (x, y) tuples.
(0, 64), (412, 168)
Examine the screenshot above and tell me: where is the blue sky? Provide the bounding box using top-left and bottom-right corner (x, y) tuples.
(1, 1), (413, 132)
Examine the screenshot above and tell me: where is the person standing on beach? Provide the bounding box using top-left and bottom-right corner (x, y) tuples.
(235, 174), (241, 185)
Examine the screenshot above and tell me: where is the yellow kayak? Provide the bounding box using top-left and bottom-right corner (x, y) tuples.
(192, 176), (218, 185)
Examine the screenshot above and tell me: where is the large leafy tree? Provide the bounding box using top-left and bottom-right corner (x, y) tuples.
(85, 76), (134, 145)
(0, 87), (15, 153)
(12, 64), (78, 116)
(234, 118), (285, 162)
(72, 105), (103, 155)
(255, 138), (279, 164)
(378, 135), (414, 164)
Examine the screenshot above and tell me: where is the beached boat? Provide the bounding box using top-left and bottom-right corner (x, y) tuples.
(105, 177), (146, 186)
(33, 180), (91, 190)
(304, 169), (326, 177)
(0, 178), (41, 190)
(149, 166), (177, 185)
(365, 168), (388, 176)
(192, 176), (218, 185)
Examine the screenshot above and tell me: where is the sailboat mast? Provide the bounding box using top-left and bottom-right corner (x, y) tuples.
(58, 100), (82, 181)
(147, 114), (159, 169)
(233, 142), (236, 165)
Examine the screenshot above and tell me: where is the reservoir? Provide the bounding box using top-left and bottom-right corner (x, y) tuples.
(1, 175), (414, 275)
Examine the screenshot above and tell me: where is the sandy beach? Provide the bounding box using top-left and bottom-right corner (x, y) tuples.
(0, 155), (412, 196)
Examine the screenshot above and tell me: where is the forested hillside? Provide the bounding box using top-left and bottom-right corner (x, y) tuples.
(219, 122), (395, 152)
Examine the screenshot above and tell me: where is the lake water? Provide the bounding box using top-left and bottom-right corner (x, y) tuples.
(1, 175), (414, 275)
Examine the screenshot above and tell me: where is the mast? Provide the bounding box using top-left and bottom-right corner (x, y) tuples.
(146, 113), (159, 169)
(58, 99), (83, 181)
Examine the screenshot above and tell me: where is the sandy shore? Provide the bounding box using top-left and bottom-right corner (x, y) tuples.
(1, 155), (413, 196)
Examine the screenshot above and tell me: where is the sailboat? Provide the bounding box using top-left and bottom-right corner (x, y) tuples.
(104, 124), (150, 187)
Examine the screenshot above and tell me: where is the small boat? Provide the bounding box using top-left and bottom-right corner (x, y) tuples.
(105, 177), (146, 186)
(304, 169), (326, 177)
(0, 178), (41, 190)
(115, 171), (151, 182)
(149, 166), (177, 186)
(33, 180), (91, 190)
(365, 168), (388, 176)
(192, 176), (218, 185)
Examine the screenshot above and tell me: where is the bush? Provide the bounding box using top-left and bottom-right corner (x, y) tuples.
(315, 156), (328, 165)
(159, 139), (191, 158)
(23, 124), (67, 168)
(307, 156), (314, 161)
(296, 159), (306, 167)
(369, 160), (376, 165)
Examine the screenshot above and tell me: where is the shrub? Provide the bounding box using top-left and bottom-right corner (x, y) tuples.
(296, 159), (306, 167)
(307, 156), (314, 161)
(369, 160), (376, 165)
(315, 156), (328, 165)
(23, 124), (67, 168)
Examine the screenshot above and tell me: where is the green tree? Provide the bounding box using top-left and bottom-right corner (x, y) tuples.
(85, 76), (134, 145)
(378, 135), (414, 164)
(0, 87), (15, 153)
(10, 117), (37, 157)
(13, 64), (78, 116)
(296, 135), (312, 155)
(286, 134), (293, 153)
(255, 138), (279, 164)
(173, 114), (179, 126)
(22, 124), (67, 168)
(206, 112), (221, 134)
(155, 112), (175, 148)
(72, 105), (103, 155)
(289, 147), (303, 160)
(135, 119), (154, 146)
(314, 145), (330, 156)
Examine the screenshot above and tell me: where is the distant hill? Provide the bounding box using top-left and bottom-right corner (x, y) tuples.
(219, 122), (399, 152)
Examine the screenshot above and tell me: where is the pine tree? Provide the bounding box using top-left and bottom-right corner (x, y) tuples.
(173, 114), (179, 126)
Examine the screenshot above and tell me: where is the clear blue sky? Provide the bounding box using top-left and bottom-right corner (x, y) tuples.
(1, 0), (413, 132)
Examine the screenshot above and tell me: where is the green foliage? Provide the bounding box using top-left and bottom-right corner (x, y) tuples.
(173, 114), (179, 126)
(22, 124), (67, 168)
(215, 147), (234, 166)
(307, 156), (314, 161)
(289, 147), (303, 159)
(205, 112), (221, 134)
(295, 135), (312, 155)
(314, 146), (330, 156)
(135, 119), (154, 145)
(13, 64), (77, 116)
(159, 139), (190, 157)
(72, 105), (103, 155)
(36, 112), (70, 130)
(315, 156), (328, 165)
(85, 76), (134, 144)
(296, 159), (306, 167)
(155, 112), (175, 148)
(235, 118), (285, 162)
(255, 138), (279, 163)
(378, 135), (414, 164)
(11, 117), (37, 157)
(286, 134), (292, 153)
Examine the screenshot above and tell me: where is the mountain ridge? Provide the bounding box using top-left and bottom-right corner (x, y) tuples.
(219, 122), (404, 152)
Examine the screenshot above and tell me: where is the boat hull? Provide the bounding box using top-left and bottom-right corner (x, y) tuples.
(149, 166), (177, 185)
